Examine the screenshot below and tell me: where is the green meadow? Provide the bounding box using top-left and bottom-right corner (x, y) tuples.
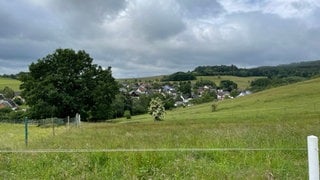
(0, 77), (21, 91)
(1, 77), (320, 179)
(196, 75), (263, 89)
(119, 75), (261, 90)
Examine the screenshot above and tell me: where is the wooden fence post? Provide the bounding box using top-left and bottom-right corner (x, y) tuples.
(308, 135), (319, 180)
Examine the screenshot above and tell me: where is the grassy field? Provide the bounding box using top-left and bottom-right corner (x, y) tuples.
(1, 77), (320, 179)
(119, 75), (262, 90)
(0, 77), (21, 91)
(0, 75), (256, 92)
(196, 75), (263, 90)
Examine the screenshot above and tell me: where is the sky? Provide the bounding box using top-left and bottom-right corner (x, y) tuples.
(1, 0), (320, 78)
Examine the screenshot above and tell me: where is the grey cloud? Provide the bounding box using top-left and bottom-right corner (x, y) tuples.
(50, 0), (126, 21)
(1, 0), (320, 78)
(0, 11), (20, 37)
(129, 1), (186, 40)
(177, 0), (224, 18)
(47, 0), (127, 38)
(2, 1), (63, 40)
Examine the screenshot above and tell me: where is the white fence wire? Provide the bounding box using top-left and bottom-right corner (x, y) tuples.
(0, 147), (307, 153)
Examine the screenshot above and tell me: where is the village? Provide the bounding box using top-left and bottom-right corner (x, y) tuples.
(118, 79), (251, 108)
(0, 79), (252, 118)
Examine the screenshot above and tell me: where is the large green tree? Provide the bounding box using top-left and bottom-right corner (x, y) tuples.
(20, 48), (118, 121)
(219, 80), (238, 92)
(0, 86), (15, 99)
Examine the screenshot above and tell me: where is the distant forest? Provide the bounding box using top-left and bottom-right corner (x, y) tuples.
(192, 60), (320, 78)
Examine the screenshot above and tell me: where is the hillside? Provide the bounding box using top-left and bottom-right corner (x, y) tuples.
(196, 75), (262, 90)
(0, 77), (21, 91)
(118, 75), (260, 90)
(1, 77), (320, 179)
(116, 76), (320, 124)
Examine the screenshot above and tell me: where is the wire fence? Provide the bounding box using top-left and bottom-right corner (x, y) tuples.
(0, 115), (81, 127)
(0, 147), (307, 153)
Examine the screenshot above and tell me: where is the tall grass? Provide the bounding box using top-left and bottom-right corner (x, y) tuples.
(1, 77), (320, 179)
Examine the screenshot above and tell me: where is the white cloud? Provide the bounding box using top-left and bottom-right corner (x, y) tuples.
(218, 0), (320, 19)
(263, 0), (320, 19)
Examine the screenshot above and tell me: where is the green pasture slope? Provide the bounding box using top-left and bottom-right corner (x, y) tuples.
(196, 75), (263, 89)
(0, 77), (21, 91)
(1, 78), (320, 179)
(119, 75), (260, 89)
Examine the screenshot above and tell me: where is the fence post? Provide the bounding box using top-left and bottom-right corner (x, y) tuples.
(308, 135), (319, 180)
(67, 116), (70, 130)
(52, 117), (55, 136)
(24, 117), (28, 147)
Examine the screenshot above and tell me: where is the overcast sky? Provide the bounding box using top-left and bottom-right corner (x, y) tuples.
(1, 0), (320, 78)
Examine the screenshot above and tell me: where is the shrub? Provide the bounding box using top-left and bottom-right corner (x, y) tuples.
(124, 110), (131, 119)
(148, 97), (165, 121)
(211, 103), (218, 112)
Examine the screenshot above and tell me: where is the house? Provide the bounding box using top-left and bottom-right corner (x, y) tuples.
(0, 103), (6, 109)
(129, 90), (139, 97)
(237, 90), (252, 97)
(196, 85), (215, 96)
(162, 85), (176, 95)
(0, 93), (20, 110)
(136, 85), (147, 95)
(217, 89), (232, 100)
(0, 99), (18, 110)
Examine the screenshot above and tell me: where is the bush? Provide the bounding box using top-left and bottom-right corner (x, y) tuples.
(148, 97), (165, 121)
(211, 103), (218, 112)
(124, 110), (131, 119)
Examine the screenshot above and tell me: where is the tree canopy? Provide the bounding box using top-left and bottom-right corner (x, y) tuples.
(0, 86), (15, 99)
(219, 80), (238, 92)
(20, 48), (118, 121)
(162, 72), (196, 81)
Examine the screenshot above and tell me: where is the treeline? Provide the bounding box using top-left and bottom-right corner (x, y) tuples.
(0, 74), (19, 79)
(250, 76), (306, 92)
(0, 72), (26, 79)
(192, 60), (320, 78)
(162, 72), (196, 81)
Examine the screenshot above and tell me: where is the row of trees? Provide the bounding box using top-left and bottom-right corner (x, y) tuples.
(250, 76), (306, 92)
(192, 61), (320, 78)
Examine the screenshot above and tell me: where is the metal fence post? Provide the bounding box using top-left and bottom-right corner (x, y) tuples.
(24, 117), (28, 147)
